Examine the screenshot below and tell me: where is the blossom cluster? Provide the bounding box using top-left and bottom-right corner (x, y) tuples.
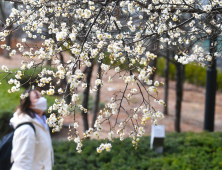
(0, 0), (221, 153)
(97, 143), (112, 153)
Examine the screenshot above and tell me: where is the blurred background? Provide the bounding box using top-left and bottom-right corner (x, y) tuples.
(1, 1), (222, 169)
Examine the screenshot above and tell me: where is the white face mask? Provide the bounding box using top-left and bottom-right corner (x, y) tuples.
(31, 97), (47, 111)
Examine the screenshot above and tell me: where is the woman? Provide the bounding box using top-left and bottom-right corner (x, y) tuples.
(10, 89), (54, 170)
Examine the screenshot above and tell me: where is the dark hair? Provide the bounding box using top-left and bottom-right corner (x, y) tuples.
(16, 89), (39, 118)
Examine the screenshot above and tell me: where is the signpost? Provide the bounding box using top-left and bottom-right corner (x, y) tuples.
(150, 125), (165, 154)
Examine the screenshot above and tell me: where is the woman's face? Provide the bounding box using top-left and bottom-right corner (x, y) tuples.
(29, 90), (45, 116)
(29, 90), (42, 106)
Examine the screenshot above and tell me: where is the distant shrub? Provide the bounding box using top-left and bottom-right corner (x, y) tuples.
(52, 132), (222, 170)
(156, 57), (222, 91)
(156, 57), (176, 79)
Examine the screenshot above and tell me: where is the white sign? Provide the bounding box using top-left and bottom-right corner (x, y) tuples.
(150, 125), (165, 154)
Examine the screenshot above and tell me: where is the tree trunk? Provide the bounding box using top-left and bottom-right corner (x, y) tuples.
(163, 55), (169, 115)
(1, 2), (12, 59)
(0, 2), (6, 28)
(175, 62), (184, 132)
(59, 52), (71, 104)
(47, 59), (52, 65)
(181, 65), (185, 100)
(204, 33), (217, 132)
(81, 62), (94, 132)
(149, 57), (157, 82)
(149, 39), (159, 82)
(59, 52), (64, 65)
(92, 62), (101, 127)
(4, 28), (11, 59)
(46, 30), (53, 65)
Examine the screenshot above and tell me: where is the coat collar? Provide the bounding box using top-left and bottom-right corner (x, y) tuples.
(10, 110), (48, 132)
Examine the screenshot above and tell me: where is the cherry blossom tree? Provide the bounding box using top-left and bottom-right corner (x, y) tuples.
(1, 0), (222, 153)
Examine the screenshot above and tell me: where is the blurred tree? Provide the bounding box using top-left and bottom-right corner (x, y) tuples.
(0, 1), (11, 59)
(92, 62), (102, 127)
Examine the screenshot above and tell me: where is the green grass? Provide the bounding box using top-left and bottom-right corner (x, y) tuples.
(52, 131), (222, 170)
(0, 72), (21, 111)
